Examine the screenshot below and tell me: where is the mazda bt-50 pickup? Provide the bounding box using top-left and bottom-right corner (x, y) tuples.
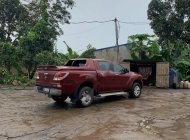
(36, 59), (143, 107)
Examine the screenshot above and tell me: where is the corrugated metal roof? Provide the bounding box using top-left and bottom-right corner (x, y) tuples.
(95, 43), (128, 51)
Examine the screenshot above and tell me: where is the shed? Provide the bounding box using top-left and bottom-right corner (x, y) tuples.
(121, 60), (169, 88)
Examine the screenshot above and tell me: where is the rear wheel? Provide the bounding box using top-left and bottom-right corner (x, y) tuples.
(77, 86), (94, 107)
(129, 82), (141, 98)
(51, 96), (67, 102)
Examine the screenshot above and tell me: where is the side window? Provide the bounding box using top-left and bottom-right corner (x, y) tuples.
(113, 64), (124, 72)
(98, 61), (111, 71)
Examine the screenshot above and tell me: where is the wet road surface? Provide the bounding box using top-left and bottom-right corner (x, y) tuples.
(0, 87), (190, 140)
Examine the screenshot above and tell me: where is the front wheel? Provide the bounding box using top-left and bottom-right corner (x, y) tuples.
(51, 96), (67, 102)
(77, 86), (94, 107)
(129, 82), (142, 98)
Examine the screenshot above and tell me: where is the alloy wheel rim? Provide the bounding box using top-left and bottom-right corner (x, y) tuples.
(134, 85), (141, 96)
(81, 90), (92, 105)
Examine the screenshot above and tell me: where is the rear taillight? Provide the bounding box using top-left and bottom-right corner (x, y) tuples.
(35, 72), (39, 79)
(53, 72), (69, 81)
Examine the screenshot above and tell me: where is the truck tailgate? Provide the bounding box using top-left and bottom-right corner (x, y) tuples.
(36, 66), (62, 87)
(36, 65), (88, 87)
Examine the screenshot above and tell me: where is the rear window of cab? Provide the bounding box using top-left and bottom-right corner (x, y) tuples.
(65, 60), (87, 67)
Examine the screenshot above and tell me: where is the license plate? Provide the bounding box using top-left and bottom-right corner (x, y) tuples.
(43, 88), (49, 93)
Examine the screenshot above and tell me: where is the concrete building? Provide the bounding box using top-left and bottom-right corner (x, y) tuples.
(94, 44), (131, 62)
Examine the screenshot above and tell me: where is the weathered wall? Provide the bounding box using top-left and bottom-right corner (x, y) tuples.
(94, 44), (131, 62)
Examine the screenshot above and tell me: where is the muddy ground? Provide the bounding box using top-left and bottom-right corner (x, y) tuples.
(0, 87), (190, 140)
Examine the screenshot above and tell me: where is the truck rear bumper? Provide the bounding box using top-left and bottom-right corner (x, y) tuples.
(35, 86), (62, 96)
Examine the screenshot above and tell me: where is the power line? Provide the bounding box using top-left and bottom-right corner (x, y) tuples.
(70, 20), (114, 24)
(69, 19), (149, 25)
(118, 21), (149, 25)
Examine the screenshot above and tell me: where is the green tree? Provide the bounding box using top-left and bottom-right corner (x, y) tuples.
(63, 41), (79, 60)
(161, 40), (190, 80)
(128, 34), (162, 60)
(20, 20), (56, 78)
(148, 0), (190, 46)
(0, 0), (27, 42)
(20, 0), (57, 79)
(25, 0), (74, 35)
(19, 0), (74, 79)
(0, 42), (22, 73)
(80, 44), (96, 58)
(35, 51), (67, 65)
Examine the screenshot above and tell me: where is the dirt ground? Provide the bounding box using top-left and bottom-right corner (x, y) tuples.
(0, 87), (190, 140)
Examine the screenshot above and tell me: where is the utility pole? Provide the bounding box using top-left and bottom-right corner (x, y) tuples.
(114, 18), (119, 62)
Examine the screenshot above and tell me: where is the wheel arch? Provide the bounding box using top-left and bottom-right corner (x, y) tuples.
(76, 81), (95, 96)
(133, 79), (143, 88)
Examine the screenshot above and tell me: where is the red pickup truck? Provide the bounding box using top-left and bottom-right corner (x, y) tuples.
(36, 59), (143, 107)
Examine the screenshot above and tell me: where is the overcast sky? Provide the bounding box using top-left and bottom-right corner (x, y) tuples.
(56, 0), (154, 53)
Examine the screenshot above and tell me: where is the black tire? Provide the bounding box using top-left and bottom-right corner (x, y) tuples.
(128, 82), (141, 98)
(77, 86), (94, 107)
(51, 96), (67, 102)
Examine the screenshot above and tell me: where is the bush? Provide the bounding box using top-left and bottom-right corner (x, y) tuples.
(0, 67), (8, 77)
(0, 67), (8, 84)
(35, 51), (67, 66)
(0, 71), (34, 87)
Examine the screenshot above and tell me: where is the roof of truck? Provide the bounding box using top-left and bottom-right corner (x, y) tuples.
(70, 58), (106, 61)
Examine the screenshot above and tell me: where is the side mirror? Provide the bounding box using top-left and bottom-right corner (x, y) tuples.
(121, 68), (129, 73)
